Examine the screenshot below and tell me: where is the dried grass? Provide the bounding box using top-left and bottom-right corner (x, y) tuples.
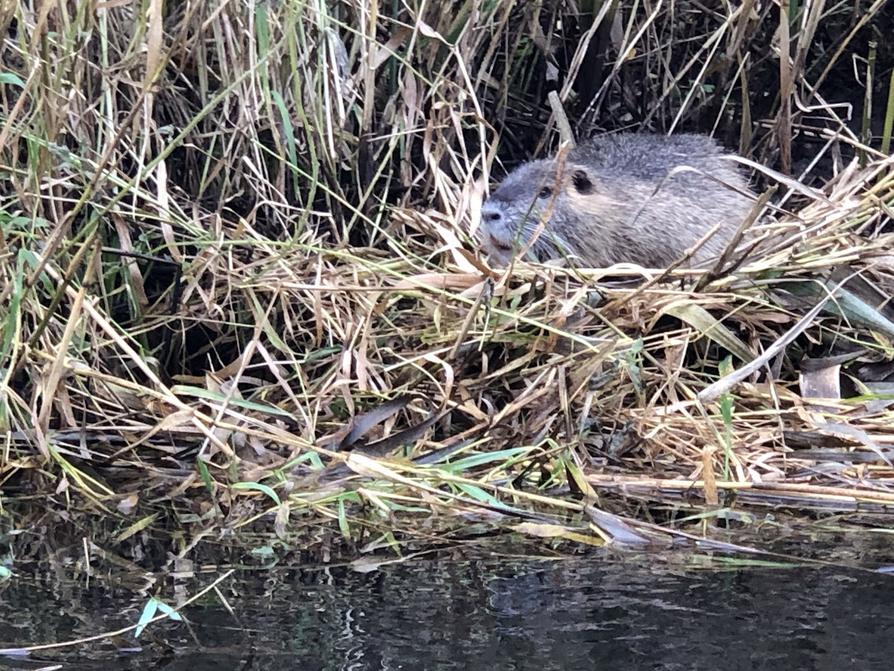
(1, 1), (894, 560)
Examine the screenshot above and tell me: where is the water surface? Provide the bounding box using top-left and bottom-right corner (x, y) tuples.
(1, 554), (890, 670)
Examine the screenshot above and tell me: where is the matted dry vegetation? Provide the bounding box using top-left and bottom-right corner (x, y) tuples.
(2, 1), (894, 562)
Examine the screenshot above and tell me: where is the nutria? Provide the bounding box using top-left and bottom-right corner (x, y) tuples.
(479, 133), (756, 268)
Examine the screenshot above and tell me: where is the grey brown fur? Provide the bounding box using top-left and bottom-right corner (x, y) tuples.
(479, 133), (755, 268)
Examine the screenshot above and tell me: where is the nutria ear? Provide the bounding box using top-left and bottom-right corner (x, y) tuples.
(571, 168), (594, 195)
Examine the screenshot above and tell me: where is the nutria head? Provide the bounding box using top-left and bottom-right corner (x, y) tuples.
(479, 157), (617, 267)
(478, 133), (755, 269)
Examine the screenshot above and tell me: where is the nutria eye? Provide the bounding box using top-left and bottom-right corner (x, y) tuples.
(538, 186), (552, 199)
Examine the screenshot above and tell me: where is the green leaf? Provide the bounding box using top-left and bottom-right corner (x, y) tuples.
(231, 481), (281, 505)
(662, 301), (754, 362)
(135, 597), (182, 638)
(456, 483), (508, 509)
(171, 385), (292, 417)
(196, 458), (214, 495)
(443, 448), (532, 472)
(338, 497), (351, 539)
(0, 72), (26, 87)
(134, 598), (157, 637)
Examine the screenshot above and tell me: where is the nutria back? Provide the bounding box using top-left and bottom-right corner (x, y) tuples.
(479, 133), (755, 268)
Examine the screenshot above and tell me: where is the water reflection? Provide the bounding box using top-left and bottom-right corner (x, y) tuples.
(1, 555), (891, 670)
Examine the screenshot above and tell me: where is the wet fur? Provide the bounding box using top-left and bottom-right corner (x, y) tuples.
(480, 133), (755, 268)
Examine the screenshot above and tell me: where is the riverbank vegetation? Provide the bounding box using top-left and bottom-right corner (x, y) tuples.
(2, 1), (893, 566)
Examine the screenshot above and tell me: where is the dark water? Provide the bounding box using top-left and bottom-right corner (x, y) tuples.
(1, 555), (891, 670)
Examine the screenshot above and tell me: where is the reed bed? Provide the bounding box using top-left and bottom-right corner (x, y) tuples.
(1, 0), (893, 562)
